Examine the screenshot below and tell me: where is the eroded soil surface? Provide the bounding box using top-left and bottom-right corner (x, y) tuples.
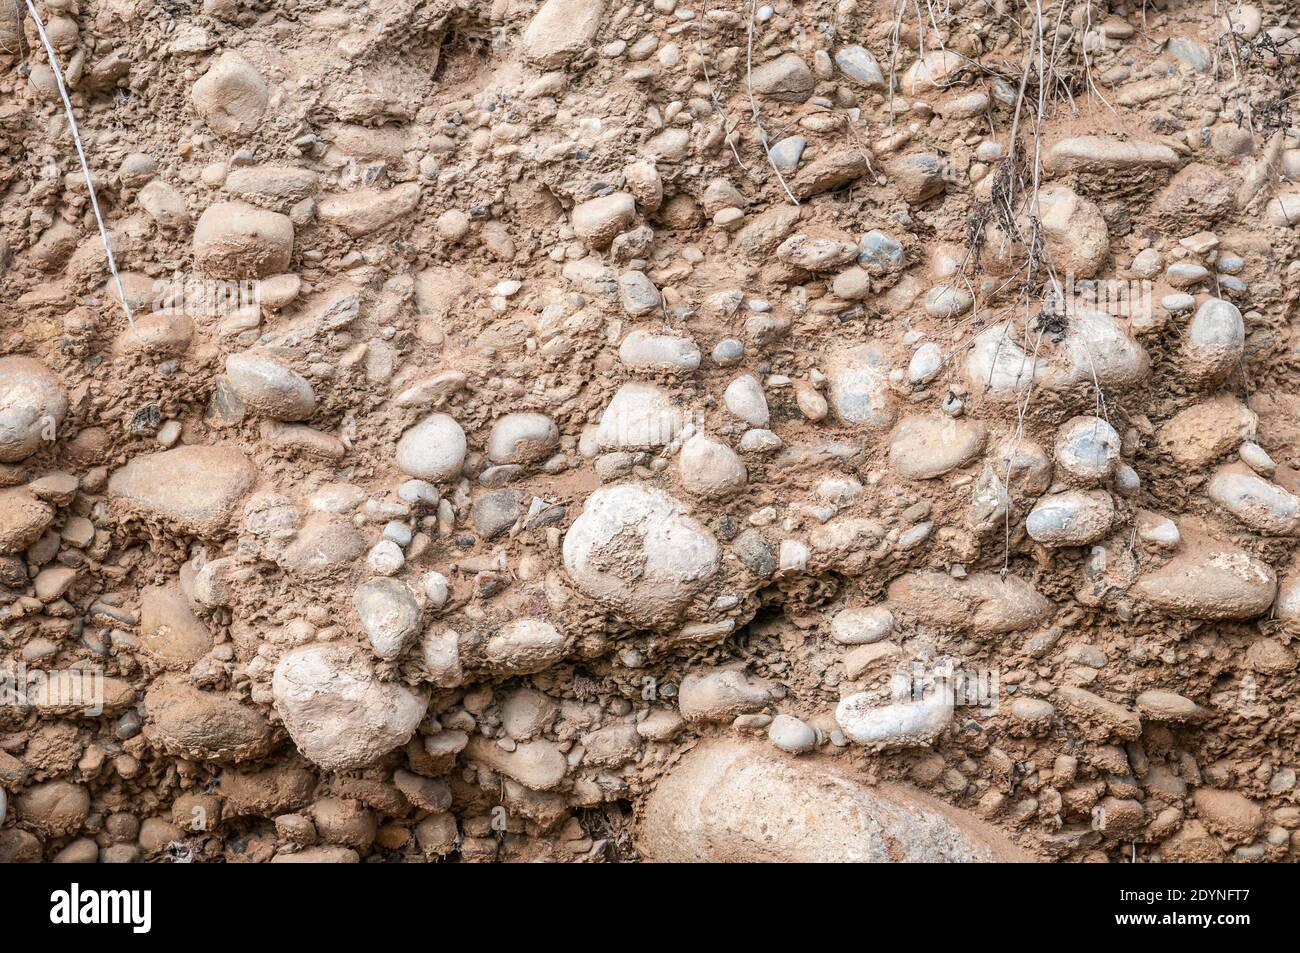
(0, 0), (1298, 863)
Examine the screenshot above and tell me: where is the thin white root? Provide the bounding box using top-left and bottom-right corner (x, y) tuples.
(25, 0), (136, 332)
(746, 0), (799, 207)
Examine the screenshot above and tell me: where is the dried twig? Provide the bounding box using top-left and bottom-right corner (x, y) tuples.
(745, 0), (799, 206)
(696, 0), (747, 172)
(25, 0), (135, 332)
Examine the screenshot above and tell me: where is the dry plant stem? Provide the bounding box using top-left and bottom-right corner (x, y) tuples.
(697, 0), (747, 172)
(2, 0), (1294, 868)
(25, 0), (136, 333)
(886, 0), (906, 129)
(3, 0), (21, 60)
(746, 0), (799, 206)
(1002, 327), (1045, 576)
(1077, 1), (1118, 118)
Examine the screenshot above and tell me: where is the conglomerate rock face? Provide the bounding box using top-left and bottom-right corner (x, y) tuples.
(0, 0), (1297, 864)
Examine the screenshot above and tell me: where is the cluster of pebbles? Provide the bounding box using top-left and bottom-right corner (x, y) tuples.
(0, 0), (1298, 862)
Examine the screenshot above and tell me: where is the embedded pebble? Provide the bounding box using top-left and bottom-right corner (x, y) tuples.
(191, 52), (268, 139)
(767, 714), (818, 754)
(618, 330), (701, 374)
(225, 352), (316, 421)
(273, 644), (427, 772)
(679, 669), (773, 722)
(830, 606), (894, 645)
(194, 202), (294, 278)
(483, 619), (567, 675)
(395, 414), (468, 482)
(907, 343), (942, 384)
(1207, 463), (1300, 536)
(0, 357), (68, 463)
(618, 272), (662, 316)
(924, 286), (973, 318)
(827, 344), (894, 430)
(487, 413), (559, 465)
(1183, 298), (1245, 384)
(354, 577), (422, 659)
(768, 136), (806, 172)
(108, 444), (255, 536)
(723, 375), (770, 427)
(145, 679), (274, 763)
(1026, 490), (1116, 547)
(678, 434), (747, 499)
(572, 192), (636, 246)
(1, 0), (1292, 867)
(1239, 441), (1274, 476)
(641, 739), (1029, 861)
(834, 45), (884, 89)
(562, 483), (719, 628)
(888, 415), (987, 480)
(1054, 416), (1121, 485)
(597, 382), (683, 449)
(836, 690), (953, 750)
(1133, 531), (1277, 620)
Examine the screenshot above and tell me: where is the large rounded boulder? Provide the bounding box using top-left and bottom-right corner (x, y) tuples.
(272, 644), (428, 772)
(562, 483), (719, 628)
(0, 357), (68, 463)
